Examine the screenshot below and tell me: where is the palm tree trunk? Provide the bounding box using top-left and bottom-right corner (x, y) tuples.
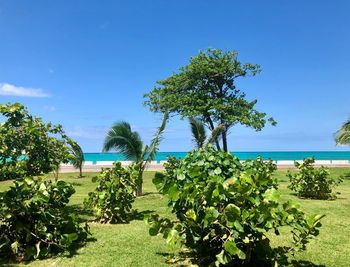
(136, 165), (144, 196)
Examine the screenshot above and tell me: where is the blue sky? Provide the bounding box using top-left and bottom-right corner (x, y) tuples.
(0, 0), (349, 152)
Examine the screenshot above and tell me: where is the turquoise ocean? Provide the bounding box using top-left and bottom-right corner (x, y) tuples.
(84, 151), (350, 164)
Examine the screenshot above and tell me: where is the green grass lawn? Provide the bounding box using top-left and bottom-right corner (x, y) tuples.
(1, 168), (350, 266)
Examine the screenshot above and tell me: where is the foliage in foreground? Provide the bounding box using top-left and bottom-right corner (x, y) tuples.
(0, 103), (74, 181)
(147, 147), (324, 266)
(85, 162), (137, 223)
(0, 177), (89, 261)
(288, 158), (343, 200)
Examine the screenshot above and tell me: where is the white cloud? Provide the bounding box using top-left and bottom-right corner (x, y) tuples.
(66, 126), (108, 139)
(43, 105), (56, 112)
(0, 83), (50, 97)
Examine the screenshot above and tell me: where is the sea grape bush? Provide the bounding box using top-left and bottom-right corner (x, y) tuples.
(288, 158), (343, 200)
(0, 102), (73, 181)
(0, 177), (89, 261)
(147, 147), (324, 266)
(85, 162), (137, 223)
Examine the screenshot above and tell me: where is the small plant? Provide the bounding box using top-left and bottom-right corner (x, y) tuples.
(288, 158), (343, 200)
(102, 112), (168, 196)
(84, 162), (137, 223)
(0, 177), (89, 261)
(147, 147), (324, 266)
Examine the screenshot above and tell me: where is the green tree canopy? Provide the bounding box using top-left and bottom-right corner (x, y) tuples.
(0, 102), (74, 180)
(144, 48), (276, 151)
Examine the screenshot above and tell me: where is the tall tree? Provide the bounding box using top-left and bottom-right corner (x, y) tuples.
(144, 48), (276, 152)
(103, 113), (168, 196)
(335, 119), (350, 145)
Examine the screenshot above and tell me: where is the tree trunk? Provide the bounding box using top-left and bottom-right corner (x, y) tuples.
(136, 183), (142, 196)
(136, 168), (143, 196)
(204, 113), (221, 150)
(222, 130), (228, 152)
(79, 165), (82, 177)
(220, 113), (227, 152)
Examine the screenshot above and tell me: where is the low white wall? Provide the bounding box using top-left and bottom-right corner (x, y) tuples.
(95, 161), (114, 166)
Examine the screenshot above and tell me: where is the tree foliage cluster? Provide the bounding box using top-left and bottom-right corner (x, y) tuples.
(144, 49), (276, 151)
(0, 177), (89, 261)
(288, 158), (343, 200)
(84, 162), (137, 223)
(147, 147), (324, 266)
(0, 103), (73, 181)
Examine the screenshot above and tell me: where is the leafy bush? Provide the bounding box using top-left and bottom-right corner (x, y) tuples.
(147, 147), (324, 266)
(0, 103), (74, 181)
(85, 162), (137, 223)
(288, 158), (343, 199)
(0, 177), (89, 261)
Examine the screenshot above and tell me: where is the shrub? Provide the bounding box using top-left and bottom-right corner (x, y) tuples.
(84, 162), (137, 223)
(288, 158), (343, 199)
(147, 147), (324, 266)
(0, 103), (74, 181)
(0, 177), (89, 261)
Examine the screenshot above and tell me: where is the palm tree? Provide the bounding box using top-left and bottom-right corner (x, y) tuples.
(68, 140), (85, 177)
(189, 117), (225, 149)
(103, 122), (143, 161)
(103, 113), (168, 196)
(335, 119), (350, 145)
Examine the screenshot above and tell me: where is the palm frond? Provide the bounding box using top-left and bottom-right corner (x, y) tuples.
(189, 117), (207, 149)
(102, 121), (143, 161)
(335, 130), (350, 145)
(67, 140), (84, 177)
(335, 119), (350, 145)
(146, 112), (169, 162)
(205, 124), (225, 147)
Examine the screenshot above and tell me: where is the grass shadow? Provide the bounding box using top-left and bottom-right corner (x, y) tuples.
(140, 192), (161, 197)
(290, 260), (326, 267)
(70, 182), (83, 187)
(66, 204), (93, 222)
(130, 209), (155, 221)
(156, 251), (326, 267)
(156, 251), (196, 266)
(0, 236), (97, 266)
(342, 172), (350, 180)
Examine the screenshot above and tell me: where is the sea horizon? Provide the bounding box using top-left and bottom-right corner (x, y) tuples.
(83, 151), (350, 163)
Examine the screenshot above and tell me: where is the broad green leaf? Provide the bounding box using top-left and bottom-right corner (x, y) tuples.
(167, 185), (180, 201)
(263, 188), (280, 202)
(224, 240), (238, 255)
(225, 204), (241, 222)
